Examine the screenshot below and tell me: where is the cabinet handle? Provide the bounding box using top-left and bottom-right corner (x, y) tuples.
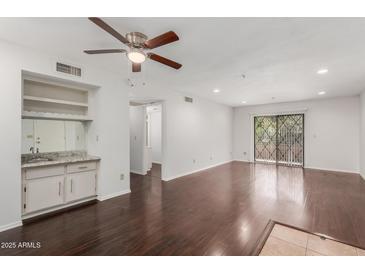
(58, 182), (61, 196)
(71, 179), (73, 193)
(78, 166), (88, 170)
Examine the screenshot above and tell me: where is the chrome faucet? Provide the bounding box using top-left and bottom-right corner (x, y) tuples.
(30, 147), (40, 155)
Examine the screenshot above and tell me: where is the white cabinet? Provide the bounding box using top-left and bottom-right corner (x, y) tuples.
(25, 165), (64, 180)
(66, 162), (97, 173)
(22, 160), (98, 217)
(66, 171), (96, 203)
(25, 176), (64, 213)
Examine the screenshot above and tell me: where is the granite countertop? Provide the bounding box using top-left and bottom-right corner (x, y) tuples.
(21, 151), (100, 168)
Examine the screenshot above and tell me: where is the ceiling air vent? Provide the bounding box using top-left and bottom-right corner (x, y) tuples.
(184, 96), (193, 103)
(56, 62), (82, 77)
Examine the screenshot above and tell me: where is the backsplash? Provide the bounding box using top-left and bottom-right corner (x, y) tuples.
(21, 150), (88, 163)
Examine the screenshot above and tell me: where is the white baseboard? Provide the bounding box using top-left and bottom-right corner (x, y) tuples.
(163, 160), (233, 181)
(0, 221), (22, 233)
(234, 160), (359, 175)
(130, 170), (147, 175)
(233, 159), (252, 163)
(304, 166), (359, 174)
(98, 189), (131, 202)
(361, 173), (365, 181)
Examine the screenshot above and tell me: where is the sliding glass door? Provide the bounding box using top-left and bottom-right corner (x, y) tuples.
(276, 114), (304, 165)
(254, 114), (304, 166)
(254, 116), (277, 163)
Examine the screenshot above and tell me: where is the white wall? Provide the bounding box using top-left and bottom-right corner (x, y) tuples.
(0, 40), (130, 231)
(0, 43), (22, 231)
(130, 87), (233, 180)
(148, 107), (162, 164)
(233, 96), (360, 173)
(360, 92), (365, 179)
(0, 38), (233, 230)
(129, 105), (146, 175)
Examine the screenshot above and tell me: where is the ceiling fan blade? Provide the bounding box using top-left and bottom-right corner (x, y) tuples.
(148, 53), (182, 70)
(88, 17), (129, 44)
(84, 49), (126, 54)
(132, 63), (141, 72)
(144, 31), (179, 49)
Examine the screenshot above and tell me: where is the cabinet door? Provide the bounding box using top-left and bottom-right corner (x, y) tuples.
(66, 171), (96, 203)
(25, 176), (64, 213)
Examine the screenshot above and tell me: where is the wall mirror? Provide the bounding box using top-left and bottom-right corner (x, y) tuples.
(22, 119), (86, 154)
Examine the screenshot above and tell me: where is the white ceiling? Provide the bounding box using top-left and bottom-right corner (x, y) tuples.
(1, 17), (365, 106)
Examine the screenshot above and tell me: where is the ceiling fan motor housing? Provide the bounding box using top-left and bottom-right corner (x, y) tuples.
(126, 32), (148, 48)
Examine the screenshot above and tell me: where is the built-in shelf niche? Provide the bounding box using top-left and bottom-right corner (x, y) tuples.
(22, 75), (93, 121)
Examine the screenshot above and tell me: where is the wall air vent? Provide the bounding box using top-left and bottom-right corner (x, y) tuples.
(56, 62), (82, 77)
(184, 96), (193, 103)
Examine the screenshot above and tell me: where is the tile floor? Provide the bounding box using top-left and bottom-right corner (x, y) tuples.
(260, 224), (365, 256)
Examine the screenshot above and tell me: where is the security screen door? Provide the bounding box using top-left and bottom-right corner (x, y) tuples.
(254, 114), (304, 166)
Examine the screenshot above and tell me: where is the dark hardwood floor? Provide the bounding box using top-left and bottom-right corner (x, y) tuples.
(0, 161), (365, 255)
(146, 163), (161, 179)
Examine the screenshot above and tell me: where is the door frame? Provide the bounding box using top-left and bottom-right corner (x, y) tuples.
(129, 99), (166, 179)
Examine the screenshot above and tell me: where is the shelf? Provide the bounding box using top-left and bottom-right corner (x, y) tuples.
(22, 111), (92, 122)
(22, 74), (92, 121)
(23, 95), (88, 107)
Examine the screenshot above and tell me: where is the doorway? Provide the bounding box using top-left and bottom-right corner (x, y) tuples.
(145, 105), (162, 178)
(254, 114), (304, 166)
(129, 101), (163, 179)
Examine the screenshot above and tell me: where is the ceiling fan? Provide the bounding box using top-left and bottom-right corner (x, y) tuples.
(84, 17), (182, 72)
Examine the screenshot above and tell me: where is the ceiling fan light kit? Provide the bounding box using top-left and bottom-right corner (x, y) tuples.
(127, 48), (146, 63)
(84, 17), (182, 73)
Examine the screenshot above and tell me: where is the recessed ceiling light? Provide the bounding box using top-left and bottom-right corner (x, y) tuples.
(318, 91), (326, 95)
(213, 89), (220, 93)
(317, 68), (328, 74)
(241, 100), (247, 104)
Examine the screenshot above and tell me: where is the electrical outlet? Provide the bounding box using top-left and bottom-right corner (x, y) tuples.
(120, 174), (124, 180)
